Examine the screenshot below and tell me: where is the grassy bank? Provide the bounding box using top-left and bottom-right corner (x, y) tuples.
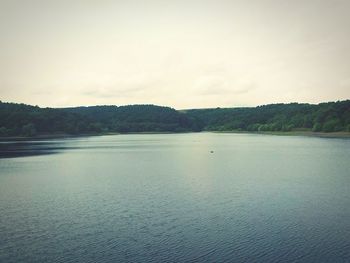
(212, 130), (350, 138)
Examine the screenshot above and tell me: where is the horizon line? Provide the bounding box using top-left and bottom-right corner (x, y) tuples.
(1, 99), (349, 111)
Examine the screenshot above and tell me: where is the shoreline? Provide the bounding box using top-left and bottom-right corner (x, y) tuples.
(0, 133), (110, 141)
(1, 130), (350, 141)
(0, 131), (192, 141)
(210, 130), (350, 138)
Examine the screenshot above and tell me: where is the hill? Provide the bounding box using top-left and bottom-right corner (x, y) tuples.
(186, 100), (350, 133)
(0, 100), (349, 137)
(0, 103), (200, 137)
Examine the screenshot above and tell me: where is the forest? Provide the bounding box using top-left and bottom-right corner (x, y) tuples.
(0, 100), (349, 137)
(185, 100), (350, 133)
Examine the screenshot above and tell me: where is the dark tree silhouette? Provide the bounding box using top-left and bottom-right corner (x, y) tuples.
(0, 100), (349, 137)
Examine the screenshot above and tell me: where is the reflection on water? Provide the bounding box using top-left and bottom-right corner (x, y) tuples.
(0, 133), (350, 263)
(0, 135), (192, 158)
(0, 140), (70, 158)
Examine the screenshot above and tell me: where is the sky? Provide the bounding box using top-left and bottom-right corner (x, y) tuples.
(0, 0), (349, 109)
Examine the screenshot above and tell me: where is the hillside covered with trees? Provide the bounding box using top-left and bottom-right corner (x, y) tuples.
(0, 103), (200, 137)
(0, 100), (349, 137)
(186, 100), (350, 133)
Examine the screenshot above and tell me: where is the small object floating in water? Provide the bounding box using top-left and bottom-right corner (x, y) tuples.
(210, 150), (214, 153)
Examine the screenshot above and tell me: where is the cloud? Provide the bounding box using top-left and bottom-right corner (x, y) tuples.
(193, 75), (256, 96)
(81, 72), (162, 98)
(234, 79), (256, 94)
(1, 0), (349, 108)
(194, 75), (228, 95)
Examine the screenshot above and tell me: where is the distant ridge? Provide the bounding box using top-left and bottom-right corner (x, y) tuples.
(0, 100), (349, 137)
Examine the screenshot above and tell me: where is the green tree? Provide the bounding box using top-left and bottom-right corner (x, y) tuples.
(347, 124), (350, 132)
(22, 123), (37, 136)
(312, 123), (322, 132)
(322, 119), (341, 132)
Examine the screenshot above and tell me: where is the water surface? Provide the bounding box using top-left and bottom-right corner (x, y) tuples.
(0, 133), (349, 262)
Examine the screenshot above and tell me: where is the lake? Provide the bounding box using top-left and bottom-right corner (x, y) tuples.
(0, 133), (349, 262)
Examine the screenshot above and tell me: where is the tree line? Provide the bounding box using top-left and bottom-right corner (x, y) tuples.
(186, 100), (350, 133)
(0, 102), (200, 136)
(0, 100), (349, 137)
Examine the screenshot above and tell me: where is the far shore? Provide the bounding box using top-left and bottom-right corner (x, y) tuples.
(0, 131), (189, 141)
(1, 130), (350, 141)
(211, 130), (350, 138)
(0, 133), (108, 141)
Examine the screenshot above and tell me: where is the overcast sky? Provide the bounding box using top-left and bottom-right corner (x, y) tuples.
(0, 0), (349, 109)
